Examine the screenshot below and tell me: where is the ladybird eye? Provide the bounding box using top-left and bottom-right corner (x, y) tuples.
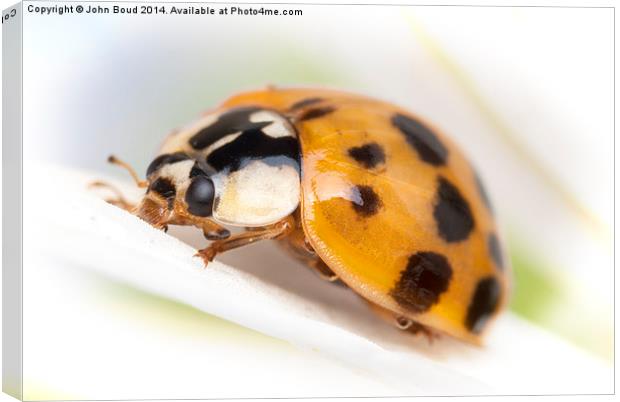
(185, 176), (215, 217)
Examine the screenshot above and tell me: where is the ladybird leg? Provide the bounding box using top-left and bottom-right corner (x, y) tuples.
(398, 319), (440, 344)
(195, 215), (295, 266)
(301, 239), (340, 282)
(366, 302), (439, 344)
(199, 220), (231, 241)
(166, 214), (231, 241)
(89, 181), (136, 211)
(276, 221), (341, 282)
(310, 260), (340, 282)
(282, 245), (340, 283)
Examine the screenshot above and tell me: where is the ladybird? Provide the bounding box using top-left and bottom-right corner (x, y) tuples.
(100, 87), (510, 344)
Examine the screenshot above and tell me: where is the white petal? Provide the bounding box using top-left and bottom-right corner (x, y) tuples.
(23, 164), (612, 397)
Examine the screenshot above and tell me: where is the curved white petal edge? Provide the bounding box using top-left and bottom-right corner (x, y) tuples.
(24, 163), (612, 396)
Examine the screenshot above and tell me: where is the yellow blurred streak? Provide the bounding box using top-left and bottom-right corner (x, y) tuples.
(98, 274), (294, 350)
(403, 12), (609, 245)
(23, 380), (81, 401)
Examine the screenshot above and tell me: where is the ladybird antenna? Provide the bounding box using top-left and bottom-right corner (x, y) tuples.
(107, 155), (148, 188)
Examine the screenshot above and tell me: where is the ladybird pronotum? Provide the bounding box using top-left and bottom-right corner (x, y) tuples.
(101, 87), (510, 345)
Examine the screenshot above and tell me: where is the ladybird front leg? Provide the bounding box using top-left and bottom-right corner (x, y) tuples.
(90, 155), (149, 211)
(200, 221), (231, 241)
(195, 215), (295, 267)
(89, 181), (137, 212)
(167, 213), (231, 241)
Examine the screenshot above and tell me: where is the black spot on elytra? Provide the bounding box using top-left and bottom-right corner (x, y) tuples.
(185, 175), (215, 217)
(148, 177), (176, 209)
(391, 113), (448, 166)
(189, 107), (270, 150)
(298, 106), (336, 121)
(466, 277), (501, 334)
(206, 128), (300, 172)
(474, 171), (494, 214)
(146, 152), (190, 177)
(390, 252), (453, 313)
(290, 97), (323, 110)
(487, 233), (505, 271)
(347, 142), (386, 169)
(351, 185), (382, 217)
(433, 176), (475, 243)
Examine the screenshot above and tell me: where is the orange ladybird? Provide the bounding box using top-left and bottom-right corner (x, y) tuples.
(103, 87), (511, 344)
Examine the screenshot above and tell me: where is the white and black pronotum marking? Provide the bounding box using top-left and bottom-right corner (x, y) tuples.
(146, 107), (301, 227)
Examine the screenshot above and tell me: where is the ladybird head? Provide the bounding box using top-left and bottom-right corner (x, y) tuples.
(134, 152), (217, 228)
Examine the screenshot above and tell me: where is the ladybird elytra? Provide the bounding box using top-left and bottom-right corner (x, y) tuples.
(102, 87), (510, 345)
